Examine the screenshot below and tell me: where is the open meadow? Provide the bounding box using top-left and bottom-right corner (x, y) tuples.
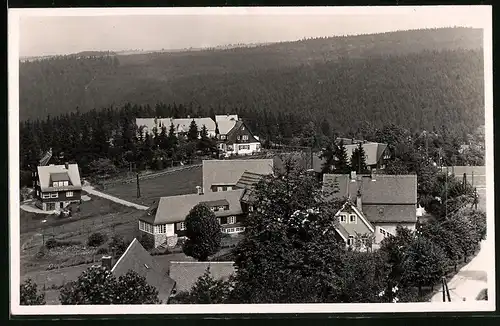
(20, 194), (144, 276)
(103, 165), (202, 207)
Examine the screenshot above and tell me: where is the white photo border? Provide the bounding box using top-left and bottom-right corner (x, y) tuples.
(8, 5), (495, 316)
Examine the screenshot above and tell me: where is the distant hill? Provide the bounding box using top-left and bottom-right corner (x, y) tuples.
(19, 27), (484, 134)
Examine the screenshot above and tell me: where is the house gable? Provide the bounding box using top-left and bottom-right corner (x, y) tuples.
(225, 121), (260, 144)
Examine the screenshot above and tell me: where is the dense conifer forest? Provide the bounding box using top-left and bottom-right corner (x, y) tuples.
(19, 27), (485, 177)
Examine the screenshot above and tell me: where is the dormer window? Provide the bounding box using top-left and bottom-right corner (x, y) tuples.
(339, 214), (347, 223)
(349, 214), (356, 223)
(242, 135), (248, 140)
(347, 235), (354, 246)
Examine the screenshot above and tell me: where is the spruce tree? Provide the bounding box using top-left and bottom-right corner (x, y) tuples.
(188, 120), (199, 142)
(319, 142), (337, 174)
(335, 140), (350, 173)
(351, 142), (368, 173)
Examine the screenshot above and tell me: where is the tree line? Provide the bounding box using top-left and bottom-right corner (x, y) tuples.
(20, 157), (486, 305)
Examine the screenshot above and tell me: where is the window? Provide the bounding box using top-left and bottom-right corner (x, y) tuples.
(224, 205), (229, 211)
(179, 222), (186, 231)
(349, 214), (356, 223)
(211, 207), (217, 212)
(339, 214), (347, 223)
(238, 144), (250, 150)
(156, 224), (166, 234)
(242, 135), (248, 140)
(235, 227), (245, 232)
(256, 144), (261, 149)
(217, 218), (221, 224)
(225, 228), (235, 233)
(66, 191), (73, 197)
(242, 126), (245, 130)
(42, 194), (50, 199)
(220, 135), (226, 140)
(227, 186), (232, 191)
(50, 193), (58, 198)
(53, 182), (58, 187)
(228, 216), (236, 224)
(218, 206), (225, 211)
(217, 186), (223, 192)
(347, 235), (354, 246)
(63, 181), (69, 186)
(222, 186), (227, 191)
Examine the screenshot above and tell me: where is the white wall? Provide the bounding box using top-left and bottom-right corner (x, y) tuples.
(166, 223), (175, 237)
(374, 223), (416, 244)
(232, 142), (261, 156)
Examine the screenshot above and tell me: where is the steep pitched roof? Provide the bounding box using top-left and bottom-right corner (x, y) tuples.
(216, 115), (239, 135)
(335, 201), (375, 235)
(169, 261), (235, 293)
(322, 174), (417, 204)
(37, 164), (82, 192)
(202, 159), (274, 194)
(111, 238), (176, 303)
(215, 114), (239, 123)
(322, 174), (417, 223)
(362, 204), (417, 223)
(224, 121), (260, 144)
(143, 189), (245, 225)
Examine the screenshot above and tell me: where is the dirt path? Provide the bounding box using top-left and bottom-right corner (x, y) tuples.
(82, 185), (149, 210)
(431, 240), (489, 302)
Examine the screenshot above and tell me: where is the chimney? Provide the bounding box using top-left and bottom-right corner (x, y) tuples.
(356, 189), (362, 211)
(65, 162), (69, 169)
(196, 186), (203, 195)
(101, 255), (112, 270)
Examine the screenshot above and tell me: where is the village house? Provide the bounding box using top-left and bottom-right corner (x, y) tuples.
(33, 162), (82, 211)
(202, 158), (274, 194)
(215, 114), (261, 157)
(322, 172), (418, 248)
(101, 238), (176, 303)
(138, 189), (247, 248)
(169, 261), (235, 296)
(136, 117), (217, 138)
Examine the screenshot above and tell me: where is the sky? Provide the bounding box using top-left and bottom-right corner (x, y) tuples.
(15, 6), (491, 57)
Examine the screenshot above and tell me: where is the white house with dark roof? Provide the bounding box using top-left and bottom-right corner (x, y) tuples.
(139, 189), (247, 248)
(322, 172), (418, 247)
(214, 115), (261, 157)
(33, 162), (82, 211)
(202, 159), (274, 194)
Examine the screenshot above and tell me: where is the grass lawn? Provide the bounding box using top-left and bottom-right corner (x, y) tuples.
(20, 195), (144, 275)
(103, 165), (202, 207)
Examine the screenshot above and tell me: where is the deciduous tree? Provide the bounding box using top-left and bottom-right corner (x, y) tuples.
(20, 279), (46, 305)
(183, 204), (222, 261)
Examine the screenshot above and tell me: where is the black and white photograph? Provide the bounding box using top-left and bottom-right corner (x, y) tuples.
(9, 5), (494, 315)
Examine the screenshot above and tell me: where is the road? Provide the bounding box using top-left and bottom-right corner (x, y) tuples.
(82, 185), (149, 210)
(431, 240), (489, 302)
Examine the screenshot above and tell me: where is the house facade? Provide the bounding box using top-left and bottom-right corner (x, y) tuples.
(33, 163), (82, 211)
(138, 189), (247, 248)
(322, 172), (418, 248)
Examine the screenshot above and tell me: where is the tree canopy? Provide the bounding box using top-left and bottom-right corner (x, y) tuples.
(183, 203), (222, 261)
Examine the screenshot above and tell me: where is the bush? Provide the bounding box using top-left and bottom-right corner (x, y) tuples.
(139, 233), (155, 251)
(96, 247), (108, 255)
(45, 238), (58, 249)
(108, 234), (128, 257)
(87, 232), (107, 247)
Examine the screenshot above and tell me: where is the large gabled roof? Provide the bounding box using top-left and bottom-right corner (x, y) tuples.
(37, 163), (82, 192)
(202, 159), (274, 194)
(111, 238), (176, 303)
(141, 189), (245, 225)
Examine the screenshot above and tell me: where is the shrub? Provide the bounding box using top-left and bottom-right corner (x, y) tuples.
(45, 238), (58, 249)
(139, 233), (155, 251)
(96, 247), (109, 255)
(20, 279), (46, 305)
(87, 232), (107, 247)
(108, 234), (127, 257)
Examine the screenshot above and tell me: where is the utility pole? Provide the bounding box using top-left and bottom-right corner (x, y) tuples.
(474, 187), (478, 210)
(445, 166), (449, 219)
(444, 278), (452, 302)
(463, 173), (467, 192)
(442, 277), (446, 302)
(136, 172), (141, 198)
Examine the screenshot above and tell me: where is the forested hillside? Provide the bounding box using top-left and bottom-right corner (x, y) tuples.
(19, 27), (484, 135)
